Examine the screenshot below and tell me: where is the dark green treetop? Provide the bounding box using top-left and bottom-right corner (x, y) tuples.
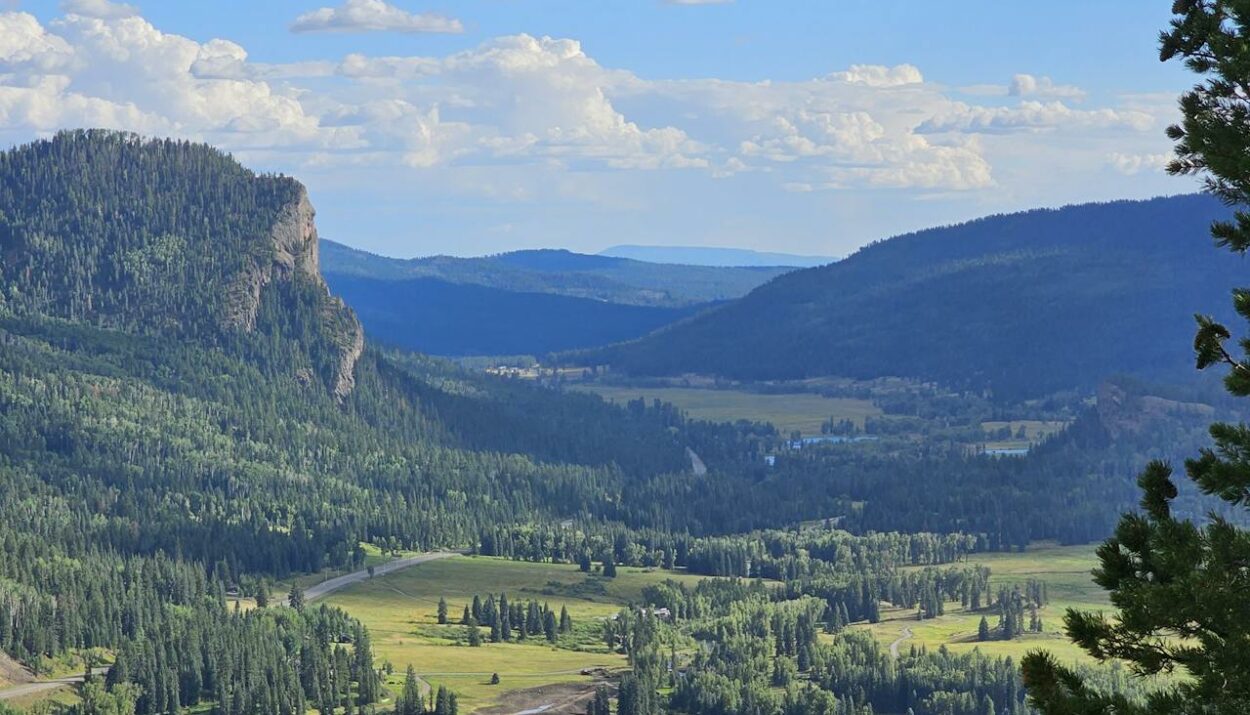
(1022, 3), (1250, 713)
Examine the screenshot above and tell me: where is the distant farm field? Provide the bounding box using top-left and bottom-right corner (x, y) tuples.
(571, 385), (881, 435)
(325, 555), (706, 713)
(857, 543), (1113, 666)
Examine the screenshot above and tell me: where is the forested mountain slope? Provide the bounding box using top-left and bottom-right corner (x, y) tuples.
(326, 274), (707, 355)
(320, 242), (786, 355)
(0, 130), (364, 398)
(582, 195), (1237, 399)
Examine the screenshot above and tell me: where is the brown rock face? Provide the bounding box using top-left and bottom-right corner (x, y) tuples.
(1096, 381), (1215, 438)
(224, 185), (363, 398)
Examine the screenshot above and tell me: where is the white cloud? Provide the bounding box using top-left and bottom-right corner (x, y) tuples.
(334, 34), (708, 170)
(0, 10), (358, 152)
(0, 12), (75, 71)
(918, 100), (1153, 134)
(0, 6), (1182, 211)
(60, 0), (139, 19)
(828, 64), (923, 87)
(1009, 73), (1085, 101)
(1108, 151), (1170, 175)
(290, 0), (462, 34)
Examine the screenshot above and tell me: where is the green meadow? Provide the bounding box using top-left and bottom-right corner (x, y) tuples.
(571, 385), (881, 435)
(325, 555), (705, 713)
(857, 543), (1110, 665)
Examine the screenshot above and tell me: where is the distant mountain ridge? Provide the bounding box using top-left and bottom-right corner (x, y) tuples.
(580, 194), (1238, 399)
(321, 240), (791, 307)
(600, 244), (837, 267)
(320, 240), (790, 356)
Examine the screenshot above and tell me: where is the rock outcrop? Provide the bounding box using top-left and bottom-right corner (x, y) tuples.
(1096, 381), (1215, 438)
(224, 185), (363, 398)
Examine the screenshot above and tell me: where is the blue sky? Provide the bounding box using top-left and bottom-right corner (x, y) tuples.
(0, 0), (1202, 257)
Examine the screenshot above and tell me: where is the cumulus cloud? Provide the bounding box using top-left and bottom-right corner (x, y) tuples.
(60, 0), (139, 19)
(1108, 151), (1170, 175)
(0, 10), (356, 151)
(828, 64), (923, 87)
(1009, 73), (1085, 101)
(0, 12), (75, 71)
(0, 6), (1180, 202)
(290, 0), (462, 34)
(918, 100), (1153, 134)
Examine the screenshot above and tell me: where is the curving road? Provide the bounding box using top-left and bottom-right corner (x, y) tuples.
(299, 551), (459, 604)
(0, 668), (108, 702)
(888, 626), (914, 659)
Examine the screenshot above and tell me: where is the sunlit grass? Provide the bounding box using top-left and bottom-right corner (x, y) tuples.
(327, 555), (704, 712)
(571, 385), (881, 435)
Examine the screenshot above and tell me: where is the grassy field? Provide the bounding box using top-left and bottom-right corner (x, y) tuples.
(572, 385), (882, 435)
(326, 555), (706, 713)
(856, 543), (1109, 665)
(980, 420), (1071, 451)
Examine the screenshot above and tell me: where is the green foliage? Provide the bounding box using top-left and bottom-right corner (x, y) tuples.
(1023, 4), (1250, 713)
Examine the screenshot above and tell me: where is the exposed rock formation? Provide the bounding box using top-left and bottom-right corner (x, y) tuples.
(327, 295), (365, 400)
(224, 185), (363, 398)
(1096, 381), (1215, 438)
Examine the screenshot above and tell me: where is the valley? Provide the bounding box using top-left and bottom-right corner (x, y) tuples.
(296, 544), (1115, 714)
(0, 117), (1244, 715)
(322, 556), (705, 712)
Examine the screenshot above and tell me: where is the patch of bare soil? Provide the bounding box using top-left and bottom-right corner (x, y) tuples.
(476, 679), (616, 715)
(0, 651), (34, 687)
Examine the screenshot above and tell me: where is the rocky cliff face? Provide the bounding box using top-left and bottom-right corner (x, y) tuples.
(0, 132), (366, 399)
(224, 185), (364, 398)
(1096, 381), (1215, 438)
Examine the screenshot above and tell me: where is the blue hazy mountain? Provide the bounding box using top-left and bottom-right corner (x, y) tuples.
(599, 244), (837, 268)
(320, 241), (788, 355)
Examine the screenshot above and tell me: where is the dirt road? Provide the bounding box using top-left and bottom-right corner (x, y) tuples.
(0, 669), (108, 702)
(889, 626), (914, 658)
(300, 551), (459, 604)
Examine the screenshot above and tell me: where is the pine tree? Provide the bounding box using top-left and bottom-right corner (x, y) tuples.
(467, 618), (482, 647)
(288, 584), (305, 611)
(589, 684), (612, 715)
(559, 605), (573, 634)
(1023, 5), (1250, 713)
(438, 597), (448, 625)
(399, 665), (421, 715)
(544, 610), (558, 642)
(499, 593), (512, 641)
(354, 623), (380, 706)
(977, 616), (990, 643)
(435, 685), (451, 715)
